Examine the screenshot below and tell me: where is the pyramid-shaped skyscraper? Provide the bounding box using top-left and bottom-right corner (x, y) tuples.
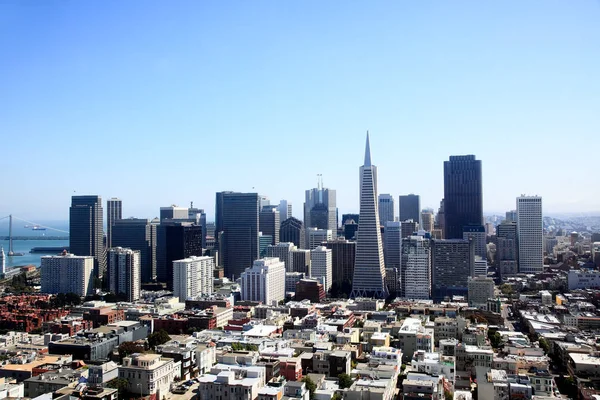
(350, 133), (388, 298)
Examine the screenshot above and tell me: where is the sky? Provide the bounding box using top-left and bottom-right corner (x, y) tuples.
(1, 1), (599, 223)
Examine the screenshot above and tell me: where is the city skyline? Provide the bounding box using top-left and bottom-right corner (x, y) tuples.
(1, 2), (599, 221)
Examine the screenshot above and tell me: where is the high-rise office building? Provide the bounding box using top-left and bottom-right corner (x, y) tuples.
(260, 206), (280, 245)
(431, 239), (474, 301)
(160, 205), (189, 221)
(435, 199), (445, 238)
(401, 234), (431, 300)
(240, 258), (286, 306)
(517, 196), (543, 274)
(304, 184), (337, 232)
(351, 133), (388, 299)
(325, 239), (356, 290)
(399, 194), (421, 225)
(277, 200), (293, 222)
(497, 221), (518, 277)
(70, 195), (106, 279)
(107, 247), (141, 302)
(383, 221), (402, 270)
(265, 242), (296, 272)
(188, 205), (207, 249)
(306, 228), (332, 250)
(217, 192), (260, 280)
(443, 155), (483, 239)
(343, 219), (359, 241)
(378, 194), (395, 226)
(291, 249), (311, 274)
(505, 210), (517, 223)
(462, 225), (487, 260)
(421, 211), (434, 233)
(468, 276), (495, 309)
(172, 256), (214, 303)
(280, 218), (305, 249)
(401, 220), (419, 239)
(157, 222), (203, 289)
(473, 256), (487, 277)
(112, 218), (158, 283)
(106, 198), (122, 249)
(41, 252), (94, 296)
(259, 233), (272, 257)
(310, 246), (333, 293)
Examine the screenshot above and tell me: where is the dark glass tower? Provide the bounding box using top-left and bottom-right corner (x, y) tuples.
(217, 192), (260, 279)
(280, 217), (305, 249)
(259, 206), (280, 245)
(112, 218), (158, 283)
(443, 155), (483, 239)
(161, 223), (203, 289)
(399, 194), (421, 224)
(70, 195), (106, 279)
(106, 198), (122, 249)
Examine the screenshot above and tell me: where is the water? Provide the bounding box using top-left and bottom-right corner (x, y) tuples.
(1, 239), (70, 269)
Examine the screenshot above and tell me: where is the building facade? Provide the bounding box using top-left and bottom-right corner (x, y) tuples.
(325, 239), (356, 290)
(259, 206), (280, 246)
(399, 194), (421, 225)
(107, 247), (141, 302)
(517, 196), (543, 274)
(378, 194), (395, 227)
(70, 195), (106, 278)
(431, 239), (474, 301)
(41, 253), (94, 296)
(173, 256), (215, 302)
(240, 258), (286, 305)
(280, 217), (305, 249)
(265, 242), (296, 272)
(112, 218), (158, 283)
(310, 246), (333, 293)
(401, 235), (431, 299)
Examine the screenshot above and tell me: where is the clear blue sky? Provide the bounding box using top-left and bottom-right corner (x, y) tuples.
(1, 1), (599, 222)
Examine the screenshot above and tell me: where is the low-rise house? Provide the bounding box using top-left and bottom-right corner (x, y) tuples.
(118, 354), (175, 398)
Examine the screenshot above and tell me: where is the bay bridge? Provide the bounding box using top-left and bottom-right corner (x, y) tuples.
(0, 215), (69, 256)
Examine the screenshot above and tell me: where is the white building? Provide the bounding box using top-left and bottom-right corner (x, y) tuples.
(517, 196), (543, 273)
(107, 247), (141, 302)
(307, 228), (333, 250)
(401, 235), (431, 299)
(378, 194), (395, 226)
(567, 269), (600, 290)
(240, 258), (286, 306)
(199, 368), (264, 400)
(468, 276), (495, 309)
(265, 242), (297, 272)
(119, 354), (175, 398)
(41, 253), (94, 296)
(277, 200), (293, 222)
(411, 350), (455, 383)
(473, 256), (487, 277)
(310, 246), (332, 292)
(0, 246), (5, 276)
(173, 256), (214, 302)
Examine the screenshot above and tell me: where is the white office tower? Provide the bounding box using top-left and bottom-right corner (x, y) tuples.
(278, 200), (293, 222)
(310, 246), (333, 292)
(41, 252), (94, 296)
(172, 256), (214, 303)
(473, 256), (488, 277)
(0, 246), (5, 276)
(351, 133), (388, 298)
(401, 234), (431, 300)
(306, 228), (333, 250)
(240, 258), (286, 306)
(517, 196), (543, 273)
(384, 221), (402, 269)
(265, 242), (297, 272)
(421, 211), (434, 233)
(107, 247), (141, 302)
(378, 194), (395, 226)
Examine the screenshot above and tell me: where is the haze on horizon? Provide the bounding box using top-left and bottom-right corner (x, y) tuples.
(1, 1), (599, 222)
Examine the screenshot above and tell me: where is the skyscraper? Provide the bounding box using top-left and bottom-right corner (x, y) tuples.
(306, 228), (332, 250)
(505, 210), (517, 223)
(280, 217), (305, 249)
(401, 234), (431, 299)
(291, 249), (311, 274)
(240, 258), (286, 306)
(496, 221), (518, 277)
(383, 221), (402, 270)
(443, 155), (483, 239)
(421, 211), (434, 233)
(399, 194), (421, 225)
(112, 218), (158, 283)
(310, 246), (333, 293)
(107, 247), (141, 302)
(462, 225), (487, 260)
(0, 246), (5, 276)
(278, 200), (293, 222)
(70, 195), (106, 279)
(304, 184), (337, 232)
(173, 256), (214, 303)
(325, 239), (356, 292)
(265, 242), (296, 271)
(401, 220), (419, 239)
(106, 198), (122, 249)
(351, 133), (388, 299)
(517, 196), (543, 273)
(378, 194), (395, 226)
(431, 239), (474, 301)
(259, 206), (280, 245)
(41, 252), (94, 296)
(218, 192), (260, 279)
(159, 205), (189, 221)
(158, 222), (203, 289)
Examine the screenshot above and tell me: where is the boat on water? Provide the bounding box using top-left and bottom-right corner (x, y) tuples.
(8, 252), (25, 256)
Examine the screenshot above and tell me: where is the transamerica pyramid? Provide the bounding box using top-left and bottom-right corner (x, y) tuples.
(350, 132), (389, 299)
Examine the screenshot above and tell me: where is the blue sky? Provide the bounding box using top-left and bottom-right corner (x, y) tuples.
(1, 1), (599, 222)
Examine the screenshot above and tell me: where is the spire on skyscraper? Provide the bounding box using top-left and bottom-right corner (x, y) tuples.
(364, 131), (371, 167)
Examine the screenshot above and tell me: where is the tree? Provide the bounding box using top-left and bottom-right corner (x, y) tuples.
(119, 341), (145, 360)
(337, 373), (353, 389)
(539, 338), (550, 354)
(106, 377), (130, 396)
(302, 376), (317, 400)
(147, 329), (171, 350)
(444, 391), (453, 400)
(332, 393), (343, 400)
(488, 331), (502, 348)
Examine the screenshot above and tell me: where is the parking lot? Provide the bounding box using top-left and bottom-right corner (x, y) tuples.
(167, 380), (200, 400)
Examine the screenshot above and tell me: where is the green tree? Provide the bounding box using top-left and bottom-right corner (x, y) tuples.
(500, 284), (514, 295)
(337, 373), (353, 389)
(488, 331), (502, 348)
(302, 376), (317, 400)
(147, 329), (171, 350)
(118, 341), (145, 360)
(65, 292), (82, 306)
(106, 377), (130, 396)
(539, 338), (550, 354)
(332, 393), (343, 400)
(444, 391), (453, 400)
